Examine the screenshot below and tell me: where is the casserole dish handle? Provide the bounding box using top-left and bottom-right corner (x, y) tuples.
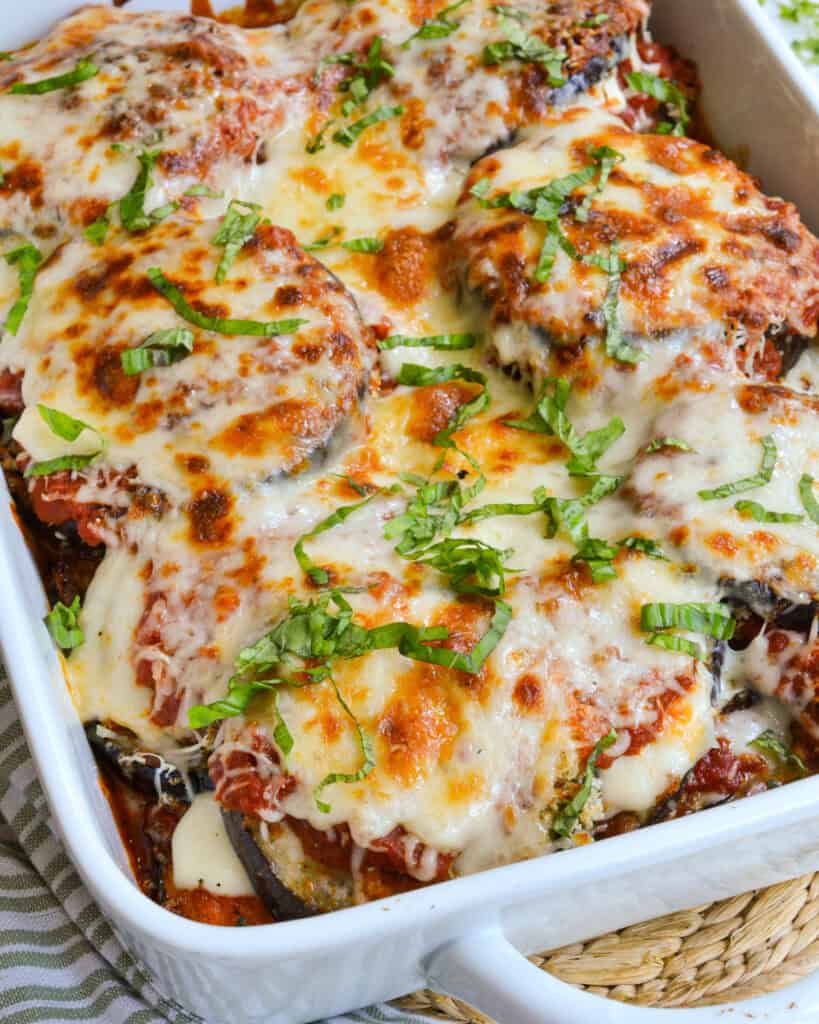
(426, 926), (819, 1023)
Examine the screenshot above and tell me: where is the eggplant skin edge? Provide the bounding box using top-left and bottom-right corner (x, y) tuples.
(222, 810), (318, 921)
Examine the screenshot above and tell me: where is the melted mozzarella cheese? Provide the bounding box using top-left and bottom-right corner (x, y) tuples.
(454, 105), (819, 377)
(172, 792), (255, 896)
(3, 5), (818, 890)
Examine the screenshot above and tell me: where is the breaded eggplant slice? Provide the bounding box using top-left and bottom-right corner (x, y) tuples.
(86, 720), (199, 803)
(625, 383), (819, 605)
(2, 215), (373, 518)
(453, 105), (819, 382)
(293, 0), (648, 169)
(223, 812), (352, 918)
(0, 7), (300, 244)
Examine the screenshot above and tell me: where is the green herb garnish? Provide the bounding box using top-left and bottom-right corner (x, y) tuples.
(147, 267), (307, 337)
(326, 193), (346, 210)
(799, 474), (819, 523)
(120, 327), (195, 376)
(341, 237), (384, 253)
(397, 363), (489, 451)
(625, 70), (691, 136)
(550, 730), (616, 838)
(118, 150), (178, 232)
(378, 333), (478, 350)
(314, 674), (375, 811)
(482, 13), (566, 85)
(25, 405), (104, 478)
(698, 436), (777, 500)
(3, 242), (43, 335)
(504, 377), (624, 477)
(332, 104), (404, 147)
(213, 200), (262, 283)
(10, 58), (99, 95)
(44, 596), (84, 651)
(415, 537), (516, 596)
(749, 729), (807, 776)
(646, 437), (694, 454)
(402, 0), (471, 46)
(734, 500), (803, 524)
(295, 488), (397, 585)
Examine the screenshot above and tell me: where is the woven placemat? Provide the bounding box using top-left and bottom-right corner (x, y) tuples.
(395, 873), (819, 1020)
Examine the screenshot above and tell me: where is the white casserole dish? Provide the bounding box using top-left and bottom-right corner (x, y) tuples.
(2, 2), (819, 1021)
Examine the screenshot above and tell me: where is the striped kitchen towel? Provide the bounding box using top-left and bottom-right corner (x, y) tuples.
(0, 671), (432, 1024)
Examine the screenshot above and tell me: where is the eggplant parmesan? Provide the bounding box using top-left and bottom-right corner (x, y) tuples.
(2, 0), (819, 927)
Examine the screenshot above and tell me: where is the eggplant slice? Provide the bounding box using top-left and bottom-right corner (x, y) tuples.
(452, 105), (819, 385)
(222, 812), (354, 920)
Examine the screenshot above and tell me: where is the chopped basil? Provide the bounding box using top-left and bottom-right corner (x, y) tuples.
(640, 602), (736, 639)
(26, 453), (101, 478)
(460, 500), (542, 523)
(0, 52), (13, 61)
(799, 474), (819, 523)
(646, 437), (694, 454)
(188, 589), (462, 728)
(147, 267), (307, 337)
(185, 184), (224, 198)
(332, 473), (370, 497)
(402, 0), (471, 46)
(314, 674), (375, 811)
(734, 500), (803, 524)
(645, 633), (703, 660)
(341, 236), (384, 253)
(26, 405), (104, 478)
(539, 475), (622, 545)
(550, 730), (616, 838)
(303, 226), (343, 252)
(83, 216), (111, 245)
(482, 13), (566, 85)
(378, 333), (478, 351)
(396, 598), (512, 674)
(321, 37), (394, 113)
(306, 120), (335, 154)
(594, 242), (642, 364)
(749, 729), (807, 776)
(326, 192), (346, 210)
(619, 536), (667, 560)
(117, 149), (179, 232)
(3, 242), (42, 335)
(397, 363), (489, 451)
(571, 536), (618, 583)
(504, 377), (624, 477)
(120, 327), (195, 376)
(384, 474), (481, 557)
(625, 70), (691, 136)
(698, 435), (777, 500)
(44, 596), (84, 651)
(416, 537), (516, 596)
(212, 200), (262, 283)
(295, 488), (397, 584)
(9, 58), (99, 95)
(332, 104), (404, 147)
(575, 146), (624, 222)
(572, 533), (666, 584)
(37, 405), (94, 442)
(188, 675), (287, 728)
